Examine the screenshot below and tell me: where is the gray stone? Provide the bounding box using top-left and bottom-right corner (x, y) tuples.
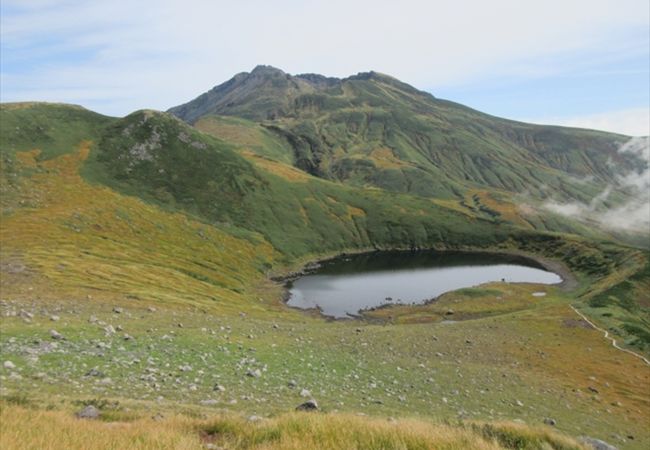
(579, 436), (619, 450)
(85, 367), (104, 377)
(50, 329), (63, 340)
(543, 418), (557, 426)
(76, 405), (101, 419)
(299, 388), (311, 398)
(3, 361), (16, 370)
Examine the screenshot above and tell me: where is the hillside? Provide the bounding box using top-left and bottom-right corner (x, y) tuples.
(1, 90), (649, 449)
(169, 66), (644, 208)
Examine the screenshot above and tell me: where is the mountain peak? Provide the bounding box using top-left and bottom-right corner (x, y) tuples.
(168, 66), (435, 122)
(250, 65), (287, 76)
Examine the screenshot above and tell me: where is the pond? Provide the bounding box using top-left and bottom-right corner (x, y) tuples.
(286, 251), (562, 318)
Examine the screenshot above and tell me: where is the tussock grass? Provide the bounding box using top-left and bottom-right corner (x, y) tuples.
(0, 404), (587, 450)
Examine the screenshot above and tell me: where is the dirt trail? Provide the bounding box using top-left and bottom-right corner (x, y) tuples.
(570, 305), (650, 366)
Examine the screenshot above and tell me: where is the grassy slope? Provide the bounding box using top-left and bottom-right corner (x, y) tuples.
(0, 103), (648, 449)
(170, 68), (642, 211)
(0, 403), (589, 450)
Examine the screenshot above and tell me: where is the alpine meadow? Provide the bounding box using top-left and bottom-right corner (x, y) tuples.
(1, 7), (649, 449)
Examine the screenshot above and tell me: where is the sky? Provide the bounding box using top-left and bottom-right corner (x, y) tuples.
(1, 0), (649, 136)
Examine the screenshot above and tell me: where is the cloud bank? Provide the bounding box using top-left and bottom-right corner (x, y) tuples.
(543, 137), (650, 233)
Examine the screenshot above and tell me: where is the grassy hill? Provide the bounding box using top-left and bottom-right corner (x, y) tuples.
(0, 94), (649, 450)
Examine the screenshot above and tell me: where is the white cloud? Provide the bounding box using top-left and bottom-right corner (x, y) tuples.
(1, 0), (648, 116)
(526, 107), (650, 137)
(542, 137), (650, 233)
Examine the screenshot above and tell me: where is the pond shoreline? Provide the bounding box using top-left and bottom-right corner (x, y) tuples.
(275, 247), (577, 320)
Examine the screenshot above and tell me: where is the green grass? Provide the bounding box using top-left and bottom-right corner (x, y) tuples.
(1, 102), (648, 449)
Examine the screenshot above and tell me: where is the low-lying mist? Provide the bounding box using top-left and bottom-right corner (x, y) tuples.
(542, 136), (649, 234)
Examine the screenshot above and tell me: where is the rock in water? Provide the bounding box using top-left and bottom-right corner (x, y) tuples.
(295, 399), (318, 411)
(76, 405), (101, 419)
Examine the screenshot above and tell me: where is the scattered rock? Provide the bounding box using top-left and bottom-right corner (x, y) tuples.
(213, 384), (226, 392)
(543, 418), (557, 426)
(85, 367), (104, 377)
(445, 309), (454, 315)
(200, 399), (219, 406)
(515, 400), (524, 407)
(49, 329), (63, 340)
(299, 388), (311, 398)
(19, 310), (33, 319)
(147, 306), (157, 312)
(287, 380), (297, 388)
(246, 369), (261, 378)
(588, 386), (599, 394)
(578, 436), (619, 450)
(113, 307), (123, 314)
(3, 361), (16, 370)
(50, 315), (60, 322)
(76, 405), (101, 419)
(295, 399), (318, 411)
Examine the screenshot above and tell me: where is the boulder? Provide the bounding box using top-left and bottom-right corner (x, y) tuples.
(578, 436), (619, 450)
(76, 405), (101, 419)
(296, 399), (318, 411)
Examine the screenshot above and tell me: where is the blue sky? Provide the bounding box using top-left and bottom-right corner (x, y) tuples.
(1, 0), (649, 135)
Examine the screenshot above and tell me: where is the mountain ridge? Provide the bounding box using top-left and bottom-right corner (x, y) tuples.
(168, 66), (644, 209)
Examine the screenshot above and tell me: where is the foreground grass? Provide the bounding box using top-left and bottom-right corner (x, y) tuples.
(0, 403), (587, 450)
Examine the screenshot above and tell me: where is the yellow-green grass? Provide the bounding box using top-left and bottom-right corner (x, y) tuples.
(0, 403), (588, 450)
(1, 145), (278, 314)
(1, 138), (649, 450)
(2, 280), (648, 448)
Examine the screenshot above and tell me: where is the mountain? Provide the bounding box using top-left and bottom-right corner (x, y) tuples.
(2, 76), (650, 449)
(169, 66), (644, 206)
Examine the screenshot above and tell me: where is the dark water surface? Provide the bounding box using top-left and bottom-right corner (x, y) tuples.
(287, 251), (562, 318)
